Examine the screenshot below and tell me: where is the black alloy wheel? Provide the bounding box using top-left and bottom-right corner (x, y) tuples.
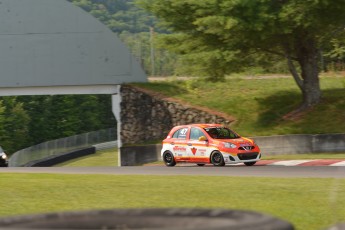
(163, 151), (176, 167)
(211, 151), (225, 166)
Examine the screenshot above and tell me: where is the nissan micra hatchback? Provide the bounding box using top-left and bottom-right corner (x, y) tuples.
(161, 124), (261, 167)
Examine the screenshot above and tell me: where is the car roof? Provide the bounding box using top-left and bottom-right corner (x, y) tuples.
(188, 124), (224, 128)
(169, 124), (224, 132)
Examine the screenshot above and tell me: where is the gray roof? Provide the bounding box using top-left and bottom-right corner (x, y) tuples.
(0, 0), (146, 89)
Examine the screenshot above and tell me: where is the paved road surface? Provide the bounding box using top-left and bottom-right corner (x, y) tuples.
(1, 165), (345, 178)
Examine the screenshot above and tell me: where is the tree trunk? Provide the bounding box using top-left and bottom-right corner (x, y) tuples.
(296, 38), (322, 110)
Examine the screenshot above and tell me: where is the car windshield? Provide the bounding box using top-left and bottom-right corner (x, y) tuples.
(204, 127), (240, 139)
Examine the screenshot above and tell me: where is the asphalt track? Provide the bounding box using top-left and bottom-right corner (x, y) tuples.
(1, 163), (345, 178)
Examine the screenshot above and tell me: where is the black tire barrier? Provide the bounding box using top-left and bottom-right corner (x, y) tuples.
(0, 208), (294, 230)
(23, 147), (96, 167)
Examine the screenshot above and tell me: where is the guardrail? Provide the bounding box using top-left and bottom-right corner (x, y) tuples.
(9, 128), (116, 167)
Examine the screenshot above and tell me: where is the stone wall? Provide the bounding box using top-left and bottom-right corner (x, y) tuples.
(120, 85), (234, 145)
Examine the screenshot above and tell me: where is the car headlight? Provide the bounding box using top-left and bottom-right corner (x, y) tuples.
(224, 142), (236, 149)
(1, 153), (7, 160)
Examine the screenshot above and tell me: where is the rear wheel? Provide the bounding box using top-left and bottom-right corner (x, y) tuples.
(163, 151), (176, 167)
(244, 161), (256, 166)
(211, 151), (225, 166)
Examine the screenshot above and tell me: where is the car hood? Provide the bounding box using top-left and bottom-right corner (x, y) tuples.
(221, 137), (254, 145)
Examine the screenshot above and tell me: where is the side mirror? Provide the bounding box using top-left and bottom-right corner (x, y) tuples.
(199, 136), (207, 141)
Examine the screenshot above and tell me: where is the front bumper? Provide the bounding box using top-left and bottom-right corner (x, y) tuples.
(223, 152), (261, 164)
(0, 159), (8, 167)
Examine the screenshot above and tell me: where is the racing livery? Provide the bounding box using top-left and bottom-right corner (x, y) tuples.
(161, 124), (261, 167)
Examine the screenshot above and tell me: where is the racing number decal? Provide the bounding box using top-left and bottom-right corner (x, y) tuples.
(178, 128), (188, 138)
(172, 127), (189, 157)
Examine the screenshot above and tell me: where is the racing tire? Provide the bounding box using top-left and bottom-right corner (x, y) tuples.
(197, 164), (205, 167)
(0, 208), (295, 230)
(163, 151), (176, 167)
(244, 161), (257, 166)
(210, 151), (225, 166)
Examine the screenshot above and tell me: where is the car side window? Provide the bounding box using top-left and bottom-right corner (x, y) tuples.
(172, 127), (188, 139)
(190, 127), (205, 140)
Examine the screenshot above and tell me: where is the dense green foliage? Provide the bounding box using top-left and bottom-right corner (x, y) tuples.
(0, 95), (115, 154)
(70, 0), (155, 33)
(68, 0), (345, 78)
(140, 0), (345, 108)
(69, 0), (345, 78)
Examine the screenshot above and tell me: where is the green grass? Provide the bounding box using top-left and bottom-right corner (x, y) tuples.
(0, 173), (344, 230)
(56, 148), (118, 167)
(133, 74), (345, 137)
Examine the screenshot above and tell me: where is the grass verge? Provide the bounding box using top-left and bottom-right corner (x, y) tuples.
(56, 148), (118, 167)
(0, 173), (344, 230)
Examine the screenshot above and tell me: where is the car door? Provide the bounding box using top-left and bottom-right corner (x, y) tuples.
(187, 127), (209, 163)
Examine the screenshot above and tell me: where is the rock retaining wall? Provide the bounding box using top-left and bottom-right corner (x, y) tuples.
(120, 85), (234, 145)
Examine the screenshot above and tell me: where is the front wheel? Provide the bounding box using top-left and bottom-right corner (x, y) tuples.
(211, 151), (225, 166)
(163, 151), (176, 167)
(244, 161), (256, 166)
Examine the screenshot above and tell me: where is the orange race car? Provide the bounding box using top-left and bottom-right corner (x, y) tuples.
(161, 124), (261, 167)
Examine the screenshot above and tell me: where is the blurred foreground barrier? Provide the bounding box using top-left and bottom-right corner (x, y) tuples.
(0, 208), (294, 230)
(326, 223), (345, 230)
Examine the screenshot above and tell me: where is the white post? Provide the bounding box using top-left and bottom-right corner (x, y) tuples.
(111, 85), (122, 167)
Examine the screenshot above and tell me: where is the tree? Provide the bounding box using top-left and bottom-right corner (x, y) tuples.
(14, 95), (116, 150)
(323, 36), (345, 71)
(139, 0), (345, 110)
(0, 98), (30, 153)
